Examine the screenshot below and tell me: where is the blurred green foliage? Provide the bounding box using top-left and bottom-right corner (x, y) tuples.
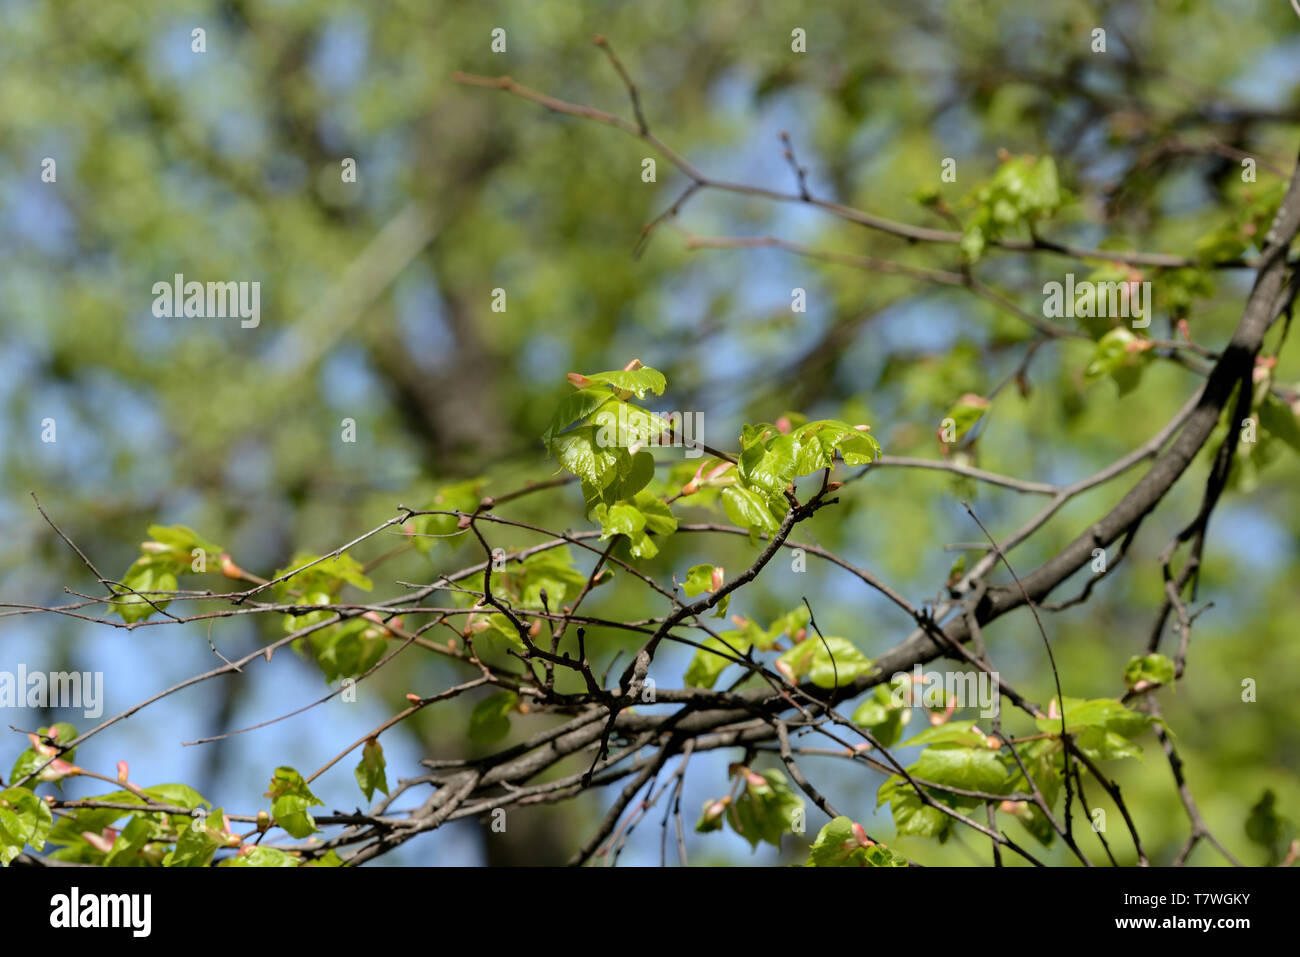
(3, 0), (1300, 864)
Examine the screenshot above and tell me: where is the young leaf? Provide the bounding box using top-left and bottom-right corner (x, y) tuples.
(805, 816), (907, 867)
(265, 767), (324, 839)
(354, 738), (389, 802)
(1123, 653), (1176, 690)
(725, 769), (804, 849)
(0, 786), (54, 866)
(469, 692), (518, 744)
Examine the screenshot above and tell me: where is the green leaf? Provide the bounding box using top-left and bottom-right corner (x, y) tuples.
(911, 746), (1008, 794)
(722, 485), (782, 535)
(543, 388), (614, 444)
(609, 449), (656, 500)
(792, 420), (881, 472)
(683, 564), (718, 597)
(960, 155), (1061, 262)
(939, 395), (991, 447)
(806, 636), (874, 689)
(901, 720), (990, 749)
(1123, 653), (1176, 690)
(354, 738), (389, 802)
(139, 524), (224, 573)
(852, 684), (907, 748)
(762, 605), (809, 646)
(549, 426), (623, 489)
(576, 365), (667, 399)
(1257, 394), (1300, 453)
(726, 769), (804, 849)
(1035, 697), (1151, 738)
(1084, 327), (1153, 396)
(141, 783), (208, 809)
(779, 636), (872, 688)
(1036, 697), (1153, 760)
(593, 501), (646, 539)
(805, 816), (907, 867)
(633, 491), (677, 535)
(112, 563), (178, 623)
(307, 618), (387, 682)
(272, 552), (372, 599)
(303, 849), (346, 867)
(739, 431), (797, 495)
(683, 632), (752, 689)
(479, 612), (527, 652)
(469, 692), (518, 744)
(265, 767), (324, 839)
(1245, 789), (1295, 865)
(408, 479), (484, 553)
(682, 562), (727, 615)
(878, 777), (951, 840)
(0, 787), (54, 865)
(222, 846), (301, 867)
(163, 807), (233, 867)
(102, 814), (159, 867)
(511, 547), (588, 607)
(591, 403), (672, 450)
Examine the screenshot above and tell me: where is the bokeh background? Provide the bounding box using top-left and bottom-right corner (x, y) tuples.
(2, 0), (1299, 865)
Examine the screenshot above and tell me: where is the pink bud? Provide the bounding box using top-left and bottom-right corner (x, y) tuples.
(82, 829), (117, 854)
(405, 693), (421, 704)
(850, 822), (873, 847)
(710, 567), (725, 593)
(775, 417), (792, 434)
(39, 759), (79, 782)
(116, 760), (129, 783)
(621, 358), (644, 372)
(566, 372), (592, 388)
